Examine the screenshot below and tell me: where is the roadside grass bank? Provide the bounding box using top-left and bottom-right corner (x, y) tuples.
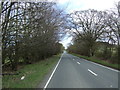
(71, 53), (120, 70)
(2, 54), (61, 88)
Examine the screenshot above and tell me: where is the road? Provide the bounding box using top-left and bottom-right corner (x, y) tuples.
(45, 52), (119, 88)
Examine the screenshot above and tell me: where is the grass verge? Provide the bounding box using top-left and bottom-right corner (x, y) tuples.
(2, 54), (61, 88)
(71, 53), (120, 70)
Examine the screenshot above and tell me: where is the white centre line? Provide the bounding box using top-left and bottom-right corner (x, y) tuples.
(44, 53), (64, 89)
(77, 62), (80, 64)
(88, 69), (97, 76)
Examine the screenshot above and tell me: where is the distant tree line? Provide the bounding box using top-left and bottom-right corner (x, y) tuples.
(67, 1), (120, 64)
(1, 1), (66, 71)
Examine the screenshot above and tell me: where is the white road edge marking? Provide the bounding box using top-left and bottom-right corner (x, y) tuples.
(77, 62), (80, 64)
(88, 69), (97, 76)
(89, 61), (119, 72)
(44, 53), (64, 89)
(73, 55), (119, 72)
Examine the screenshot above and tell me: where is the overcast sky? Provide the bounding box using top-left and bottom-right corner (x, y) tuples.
(58, 0), (119, 49)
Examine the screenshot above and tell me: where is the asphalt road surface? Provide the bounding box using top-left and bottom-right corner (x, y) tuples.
(45, 52), (119, 88)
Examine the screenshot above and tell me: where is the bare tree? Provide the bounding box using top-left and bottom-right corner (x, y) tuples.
(67, 9), (106, 56)
(2, 1), (66, 70)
